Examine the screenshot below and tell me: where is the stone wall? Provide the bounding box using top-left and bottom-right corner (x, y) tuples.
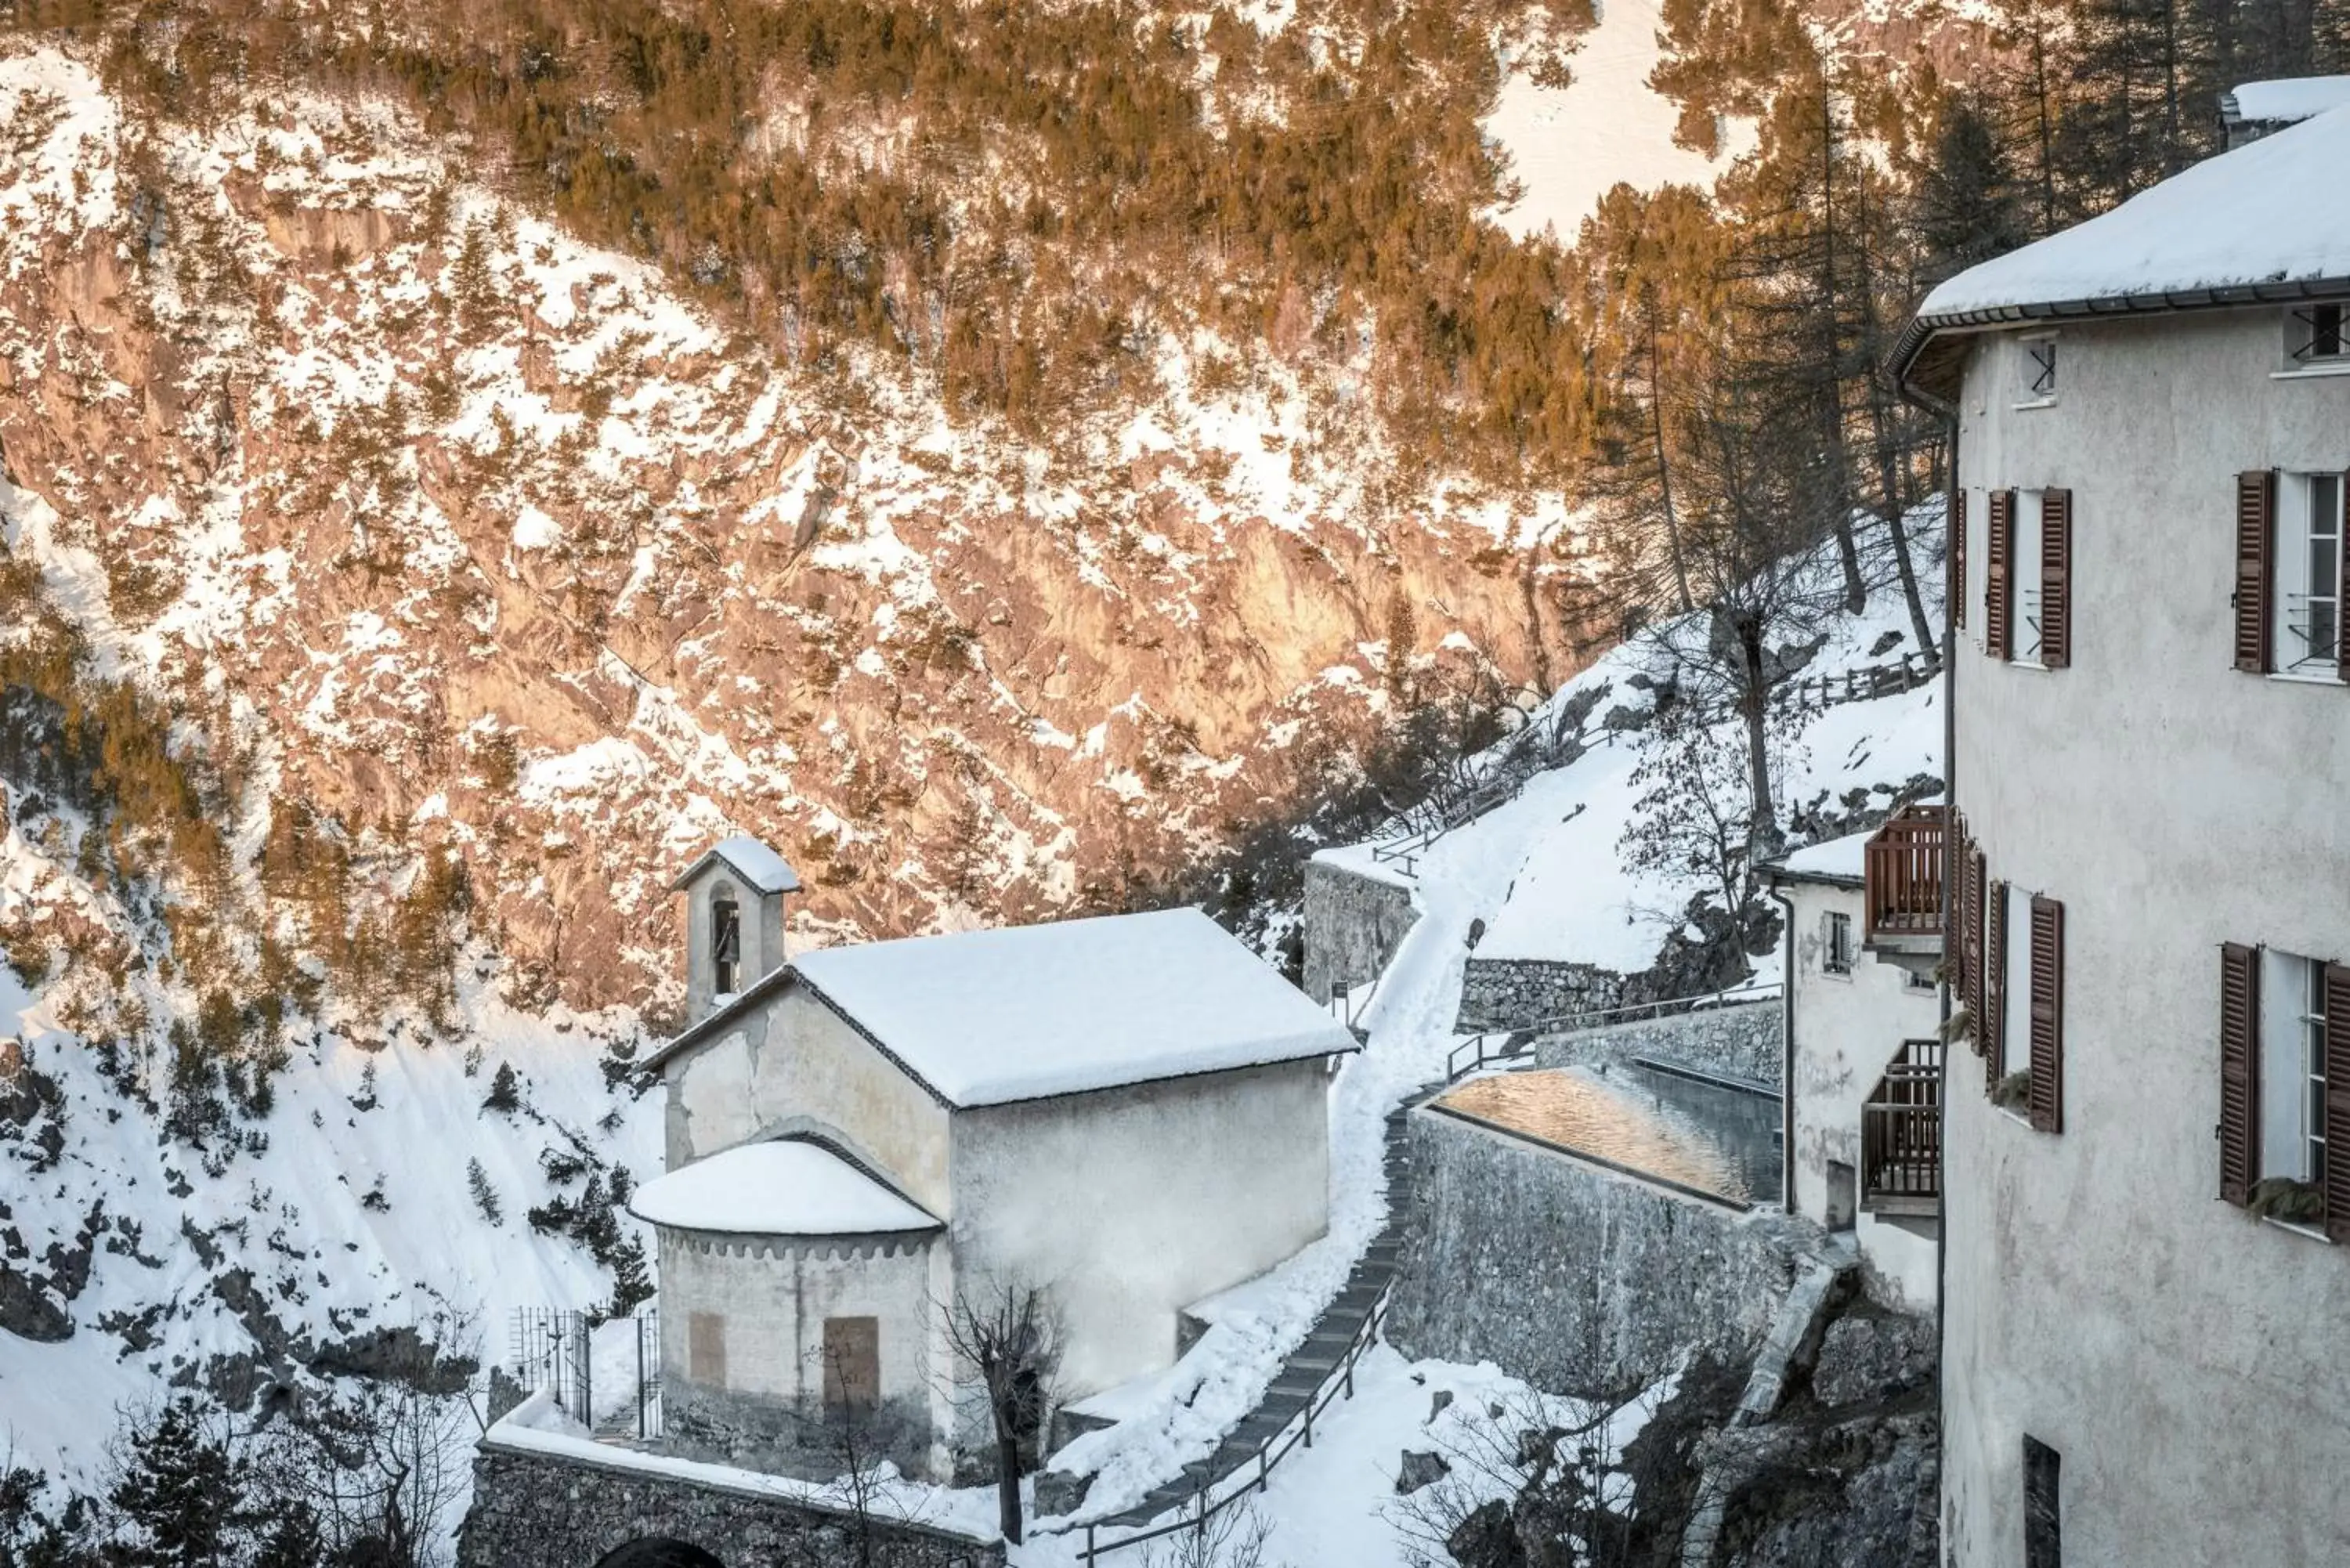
(457, 1440), (1003, 1568)
(1454, 957), (1625, 1034)
(1535, 998), (1784, 1089)
(1385, 1105), (1809, 1396)
(1302, 857), (1419, 1006)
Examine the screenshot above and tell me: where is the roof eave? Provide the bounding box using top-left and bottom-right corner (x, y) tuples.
(1761, 862), (1864, 891)
(1889, 273), (2350, 407)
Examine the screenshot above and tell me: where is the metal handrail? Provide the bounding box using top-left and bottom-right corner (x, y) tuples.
(1074, 1287), (1395, 1561)
(1440, 982), (1775, 1083)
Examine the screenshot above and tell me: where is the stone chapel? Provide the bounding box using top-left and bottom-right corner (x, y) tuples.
(627, 837), (1357, 1480)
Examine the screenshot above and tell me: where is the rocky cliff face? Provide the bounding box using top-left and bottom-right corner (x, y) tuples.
(0, 45), (1571, 1014)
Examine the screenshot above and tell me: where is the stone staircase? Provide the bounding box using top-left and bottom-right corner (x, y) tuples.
(1099, 1100), (1419, 1528)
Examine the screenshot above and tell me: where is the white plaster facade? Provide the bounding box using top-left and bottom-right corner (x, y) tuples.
(1766, 856), (1940, 1313)
(946, 1059), (1333, 1397)
(631, 858), (1352, 1482)
(1918, 305), (2350, 1566)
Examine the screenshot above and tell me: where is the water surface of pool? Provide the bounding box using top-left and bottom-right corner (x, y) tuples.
(1433, 1061), (1782, 1208)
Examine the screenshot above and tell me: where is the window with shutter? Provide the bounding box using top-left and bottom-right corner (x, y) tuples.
(2219, 943), (2261, 1207)
(2040, 490), (2073, 668)
(2236, 471), (2276, 674)
(1952, 490), (1969, 630)
(2028, 895), (2065, 1133)
(1987, 490), (2015, 659)
(2323, 963), (2350, 1242)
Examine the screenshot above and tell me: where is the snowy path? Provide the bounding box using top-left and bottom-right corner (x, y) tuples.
(1028, 755), (1585, 1541)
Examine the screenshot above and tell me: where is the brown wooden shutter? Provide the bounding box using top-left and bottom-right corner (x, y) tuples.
(2324, 963), (2350, 1241)
(1984, 879), (2008, 1082)
(2218, 942), (2261, 1207)
(1986, 490), (2015, 659)
(2040, 489), (2073, 668)
(2235, 471), (2274, 674)
(1952, 489), (1969, 630)
(2027, 895), (2064, 1133)
(1965, 843), (1989, 1053)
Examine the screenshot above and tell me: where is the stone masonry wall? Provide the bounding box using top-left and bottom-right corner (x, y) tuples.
(457, 1440), (1004, 1568)
(1535, 998), (1784, 1089)
(1302, 858), (1419, 1006)
(1454, 956), (1625, 1034)
(1385, 1106), (1809, 1396)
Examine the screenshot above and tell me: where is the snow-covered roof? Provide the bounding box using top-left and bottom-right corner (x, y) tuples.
(2225, 76), (2350, 126)
(652, 907), (1359, 1105)
(670, 834), (800, 894)
(627, 1139), (939, 1236)
(1896, 105), (2350, 391)
(1765, 830), (1871, 888)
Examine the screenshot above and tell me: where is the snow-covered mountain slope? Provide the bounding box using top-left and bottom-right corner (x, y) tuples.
(0, 42), (1574, 1014)
(0, 798), (660, 1494)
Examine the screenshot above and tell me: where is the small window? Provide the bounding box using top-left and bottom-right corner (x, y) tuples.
(2290, 302), (2348, 363)
(2023, 1435), (2062, 1568)
(711, 886), (741, 995)
(2272, 474), (2342, 677)
(1823, 911), (1855, 977)
(2260, 949), (2330, 1187)
(1905, 966), (1936, 992)
(2012, 490), (2048, 664)
(2019, 336), (2057, 402)
(822, 1316), (880, 1415)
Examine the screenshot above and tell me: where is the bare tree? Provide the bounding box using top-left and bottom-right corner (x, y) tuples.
(1139, 1498), (1284, 1568)
(1636, 363), (1848, 863)
(256, 1375), (475, 1567)
(942, 1279), (1063, 1546)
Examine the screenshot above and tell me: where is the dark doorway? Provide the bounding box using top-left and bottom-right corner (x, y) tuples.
(2023, 1434), (2062, 1568)
(595, 1541), (726, 1568)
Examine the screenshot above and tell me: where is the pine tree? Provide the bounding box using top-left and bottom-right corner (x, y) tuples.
(482, 1061), (520, 1115)
(108, 1400), (243, 1568)
(1908, 92), (2030, 283)
(605, 1234), (653, 1317)
(467, 1157), (503, 1225)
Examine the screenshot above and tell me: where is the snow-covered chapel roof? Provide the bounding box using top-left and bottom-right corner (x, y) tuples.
(650, 907), (1359, 1106)
(1894, 100), (2350, 394)
(670, 834), (800, 894)
(627, 1139), (939, 1237)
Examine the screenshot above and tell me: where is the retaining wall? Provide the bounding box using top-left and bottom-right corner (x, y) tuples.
(1534, 997), (1784, 1089)
(457, 1439), (1003, 1568)
(1301, 857), (1419, 1006)
(1454, 956), (1625, 1034)
(1384, 1104), (1811, 1396)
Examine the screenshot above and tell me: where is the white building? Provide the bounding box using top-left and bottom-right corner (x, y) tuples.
(630, 839), (1355, 1480)
(1893, 101), (2350, 1568)
(1762, 823), (1942, 1313)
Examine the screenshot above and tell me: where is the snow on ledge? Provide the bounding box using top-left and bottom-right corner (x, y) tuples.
(2229, 76), (2350, 126)
(483, 1392), (1003, 1543)
(627, 1140), (940, 1237)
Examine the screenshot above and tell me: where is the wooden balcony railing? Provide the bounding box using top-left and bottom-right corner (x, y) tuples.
(1861, 1038), (1941, 1212)
(1864, 803), (1947, 942)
